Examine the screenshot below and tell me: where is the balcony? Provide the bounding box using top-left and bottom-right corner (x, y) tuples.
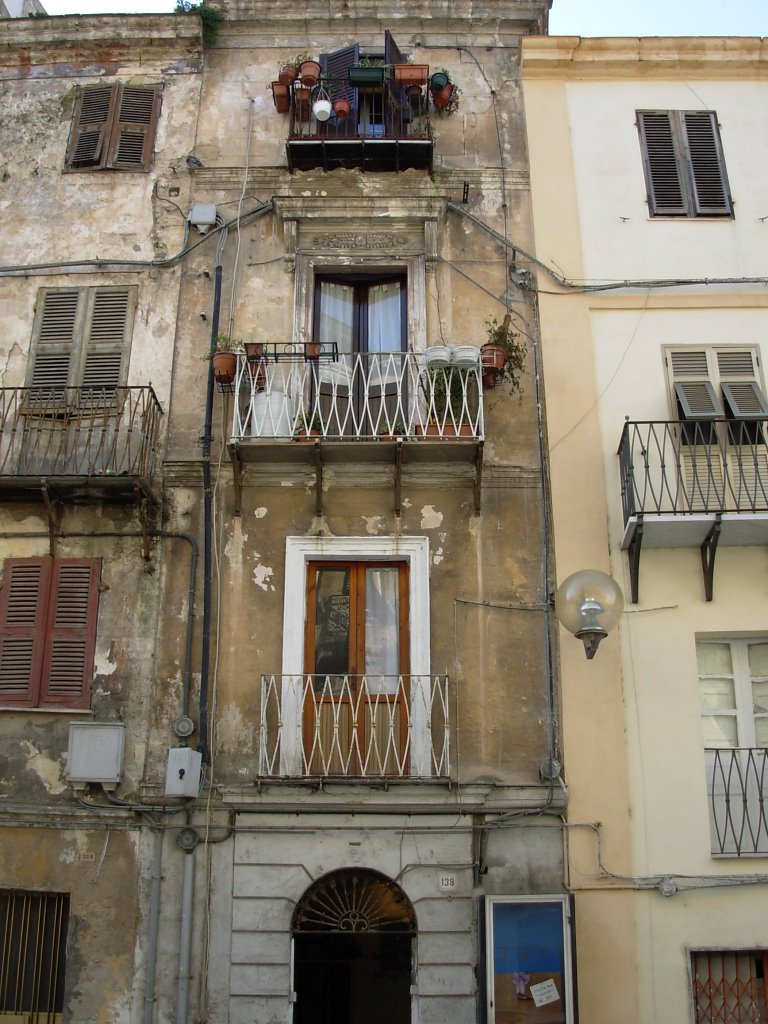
(707, 747), (768, 856)
(226, 349), (484, 515)
(286, 76), (433, 173)
(258, 673), (450, 779)
(0, 386), (163, 509)
(618, 419), (768, 600)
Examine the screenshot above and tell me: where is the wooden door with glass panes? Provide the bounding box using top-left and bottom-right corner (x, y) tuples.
(304, 561), (409, 776)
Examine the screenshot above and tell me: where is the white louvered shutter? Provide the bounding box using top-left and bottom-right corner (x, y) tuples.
(669, 350), (723, 418)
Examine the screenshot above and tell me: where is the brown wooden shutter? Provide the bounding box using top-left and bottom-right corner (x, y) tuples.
(107, 86), (161, 171)
(40, 560), (100, 709)
(65, 85), (118, 170)
(80, 288), (133, 397)
(638, 111), (687, 216)
(28, 289), (83, 402)
(0, 559), (51, 706)
(683, 112), (732, 216)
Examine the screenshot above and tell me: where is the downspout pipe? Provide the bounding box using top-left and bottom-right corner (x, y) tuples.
(175, 845), (196, 1023)
(199, 259), (223, 763)
(144, 829), (164, 1024)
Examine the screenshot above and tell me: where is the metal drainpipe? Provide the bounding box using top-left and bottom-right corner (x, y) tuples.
(175, 845), (196, 1023)
(144, 828), (164, 1024)
(198, 260), (223, 762)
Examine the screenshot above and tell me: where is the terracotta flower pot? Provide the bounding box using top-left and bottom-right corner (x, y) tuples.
(481, 342), (506, 373)
(271, 82), (290, 114)
(304, 341), (322, 359)
(333, 97), (351, 118)
(212, 351), (237, 386)
(299, 60), (322, 86)
(278, 64), (299, 86)
(432, 83), (453, 110)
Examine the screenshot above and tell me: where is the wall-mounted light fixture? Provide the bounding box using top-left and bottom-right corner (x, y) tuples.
(555, 570), (624, 660)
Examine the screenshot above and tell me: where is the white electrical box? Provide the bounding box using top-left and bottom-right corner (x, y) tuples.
(67, 722), (126, 791)
(187, 203), (217, 233)
(165, 747), (202, 797)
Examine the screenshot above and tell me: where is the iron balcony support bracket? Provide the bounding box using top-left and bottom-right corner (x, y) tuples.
(627, 515), (643, 604)
(229, 446), (244, 517)
(474, 441), (484, 514)
(700, 514), (722, 602)
(394, 439), (403, 517)
(313, 442), (323, 518)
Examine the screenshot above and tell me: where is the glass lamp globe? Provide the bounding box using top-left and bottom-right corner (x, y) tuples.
(555, 570), (624, 660)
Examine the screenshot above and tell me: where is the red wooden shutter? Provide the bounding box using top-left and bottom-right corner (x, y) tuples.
(40, 560), (100, 709)
(107, 86), (161, 170)
(0, 559), (52, 706)
(638, 111), (687, 216)
(684, 112), (732, 216)
(65, 85), (118, 170)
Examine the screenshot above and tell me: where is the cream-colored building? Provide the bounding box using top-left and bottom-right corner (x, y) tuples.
(522, 35), (768, 1024)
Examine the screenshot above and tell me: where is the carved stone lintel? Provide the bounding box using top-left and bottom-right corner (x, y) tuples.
(312, 232), (409, 250)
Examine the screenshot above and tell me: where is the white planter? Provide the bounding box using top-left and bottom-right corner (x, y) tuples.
(451, 345), (482, 369)
(425, 345), (452, 368)
(250, 391), (293, 438)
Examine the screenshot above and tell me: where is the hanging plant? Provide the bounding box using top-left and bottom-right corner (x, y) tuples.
(431, 72), (460, 116)
(174, 1), (224, 47)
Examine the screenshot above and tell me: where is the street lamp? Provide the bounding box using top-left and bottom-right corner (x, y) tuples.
(555, 570), (624, 660)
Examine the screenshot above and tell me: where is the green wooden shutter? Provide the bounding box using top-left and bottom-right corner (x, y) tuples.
(40, 560), (100, 709)
(107, 86), (161, 170)
(28, 289), (84, 403)
(0, 559), (51, 707)
(79, 287), (134, 397)
(65, 85), (118, 170)
(638, 111), (686, 216)
(683, 112), (732, 216)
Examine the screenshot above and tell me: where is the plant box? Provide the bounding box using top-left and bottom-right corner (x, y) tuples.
(349, 65), (385, 87)
(393, 64), (429, 86)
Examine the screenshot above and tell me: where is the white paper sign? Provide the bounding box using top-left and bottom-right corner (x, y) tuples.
(530, 979), (560, 1007)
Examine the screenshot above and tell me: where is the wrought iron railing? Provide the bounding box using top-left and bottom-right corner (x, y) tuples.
(258, 673), (450, 779)
(618, 419), (768, 524)
(0, 386), (162, 480)
(288, 75), (432, 142)
(231, 351), (483, 442)
(707, 747), (768, 856)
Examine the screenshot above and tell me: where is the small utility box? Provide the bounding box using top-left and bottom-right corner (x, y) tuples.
(165, 747), (202, 797)
(67, 722), (126, 791)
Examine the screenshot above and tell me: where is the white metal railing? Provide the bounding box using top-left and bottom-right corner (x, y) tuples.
(230, 351), (484, 442)
(258, 674), (450, 778)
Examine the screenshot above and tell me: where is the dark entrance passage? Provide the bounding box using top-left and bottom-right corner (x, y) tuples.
(292, 868), (416, 1024)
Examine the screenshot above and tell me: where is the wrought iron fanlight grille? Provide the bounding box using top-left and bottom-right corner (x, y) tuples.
(292, 869), (416, 933)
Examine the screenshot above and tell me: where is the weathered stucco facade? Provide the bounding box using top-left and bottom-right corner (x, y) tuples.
(0, 4), (579, 1024)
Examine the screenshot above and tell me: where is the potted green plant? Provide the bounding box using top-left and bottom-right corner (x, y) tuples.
(481, 314), (527, 392)
(294, 410), (323, 441)
(205, 334), (241, 387)
(349, 59), (388, 88)
(378, 420), (407, 440)
(418, 365), (475, 438)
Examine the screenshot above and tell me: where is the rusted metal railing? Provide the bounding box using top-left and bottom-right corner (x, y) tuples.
(259, 673), (450, 779)
(0, 386), (162, 480)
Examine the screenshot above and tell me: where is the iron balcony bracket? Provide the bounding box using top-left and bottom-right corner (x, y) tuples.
(700, 514), (722, 602)
(627, 515), (643, 604)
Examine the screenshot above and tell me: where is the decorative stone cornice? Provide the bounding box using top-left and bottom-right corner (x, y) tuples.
(0, 14), (203, 71)
(521, 35), (768, 79)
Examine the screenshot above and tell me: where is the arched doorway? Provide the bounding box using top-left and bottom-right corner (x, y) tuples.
(292, 867), (416, 1024)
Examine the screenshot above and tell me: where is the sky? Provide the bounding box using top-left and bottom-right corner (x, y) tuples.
(38, 0), (768, 37)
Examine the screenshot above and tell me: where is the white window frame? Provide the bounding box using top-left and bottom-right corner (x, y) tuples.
(281, 536), (430, 776)
(697, 638), (768, 749)
(485, 895), (574, 1024)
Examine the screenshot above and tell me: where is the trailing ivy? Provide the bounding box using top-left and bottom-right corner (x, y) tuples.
(174, 1), (224, 47)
